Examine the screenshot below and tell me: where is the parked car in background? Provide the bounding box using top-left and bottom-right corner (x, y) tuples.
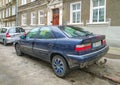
(14, 25), (109, 77)
(0, 27), (25, 46)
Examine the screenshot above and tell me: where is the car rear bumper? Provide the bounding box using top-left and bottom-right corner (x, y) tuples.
(67, 46), (109, 68)
(6, 38), (19, 44)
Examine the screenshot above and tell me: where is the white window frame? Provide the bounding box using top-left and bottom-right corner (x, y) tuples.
(0, 12), (1, 19)
(2, 10), (5, 18)
(6, 0), (9, 4)
(90, 0), (106, 24)
(9, 7), (11, 16)
(21, 0), (27, 5)
(21, 13), (27, 26)
(70, 1), (82, 24)
(31, 11), (36, 25)
(12, 5), (16, 15)
(6, 8), (9, 17)
(38, 10), (44, 25)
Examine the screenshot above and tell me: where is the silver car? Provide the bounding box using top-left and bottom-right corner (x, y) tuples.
(0, 27), (25, 46)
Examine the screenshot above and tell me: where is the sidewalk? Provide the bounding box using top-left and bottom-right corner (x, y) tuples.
(108, 47), (120, 56)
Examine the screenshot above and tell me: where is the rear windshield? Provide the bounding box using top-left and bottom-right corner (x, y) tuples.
(9, 28), (16, 33)
(1, 28), (7, 33)
(9, 27), (25, 33)
(18, 27), (25, 32)
(60, 26), (92, 38)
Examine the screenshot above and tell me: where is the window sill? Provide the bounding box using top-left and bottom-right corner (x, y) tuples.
(87, 22), (109, 25)
(30, 24), (36, 26)
(38, 24), (45, 26)
(67, 23), (84, 26)
(22, 24), (27, 26)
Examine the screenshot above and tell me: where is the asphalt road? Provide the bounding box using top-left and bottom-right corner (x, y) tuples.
(0, 44), (119, 85)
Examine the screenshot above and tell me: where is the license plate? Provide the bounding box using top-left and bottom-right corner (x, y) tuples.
(93, 41), (101, 48)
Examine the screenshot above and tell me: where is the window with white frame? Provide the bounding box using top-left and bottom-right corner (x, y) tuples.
(2, 10), (5, 18)
(31, 12), (36, 25)
(91, 0), (106, 23)
(21, 14), (27, 26)
(6, 0), (9, 4)
(22, 0), (26, 5)
(6, 8), (9, 17)
(0, 12), (1, 19)
(38, 10), (44, 25)
(12, 6), (16, 15)
(70, 2), (81, 24)
(9, 7), (11, 16)
(12, 21), (15, 26)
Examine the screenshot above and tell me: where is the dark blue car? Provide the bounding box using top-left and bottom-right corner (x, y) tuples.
(14, 26), (109, 77)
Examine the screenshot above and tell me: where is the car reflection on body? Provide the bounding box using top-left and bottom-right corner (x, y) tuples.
(14, 25), (109, 78)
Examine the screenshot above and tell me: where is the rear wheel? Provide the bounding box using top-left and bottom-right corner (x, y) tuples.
(3, 40), (7, 46)
(15, 44), (23, 56)
(52, 55), (69, 78)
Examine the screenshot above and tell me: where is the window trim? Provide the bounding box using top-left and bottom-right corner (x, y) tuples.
(89, 0), (106, 24)
(21, 0), (27, 5)
(70, 1), (82, 24)
(31, 11), (36, 25)
(38, 10), (45, 25)
(12, 5), (16, 15)
(21, 13), (27, 26)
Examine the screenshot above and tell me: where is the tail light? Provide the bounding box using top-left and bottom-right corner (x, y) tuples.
(24, 32), (26, 36)
(75, 43), (91, 52)
(6, 33), (11, 38)
(102, 39), (106, 45)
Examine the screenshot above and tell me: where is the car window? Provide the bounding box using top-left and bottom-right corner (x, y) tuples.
(1, 28), (7, 33)
(37, 27), (54, 39)
(9, 28), (16, 33)
(17, 27), (25, 32)
(26, 27), (39, 39)
(60, 26), (92, 37)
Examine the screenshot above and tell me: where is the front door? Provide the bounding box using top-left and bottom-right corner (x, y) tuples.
(52, 8), (59, 25)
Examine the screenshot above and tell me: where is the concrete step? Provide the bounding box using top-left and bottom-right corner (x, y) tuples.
(108, 47), (120, 56)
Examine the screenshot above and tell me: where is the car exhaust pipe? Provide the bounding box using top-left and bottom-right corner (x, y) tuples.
(96, 58), (107, 66)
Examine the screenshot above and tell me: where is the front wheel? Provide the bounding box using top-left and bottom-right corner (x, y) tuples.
(52, 55), (69, 78)
(15, 44), (23, 56)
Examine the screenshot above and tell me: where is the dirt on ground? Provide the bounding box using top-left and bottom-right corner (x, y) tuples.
(0, 44), (120, 85)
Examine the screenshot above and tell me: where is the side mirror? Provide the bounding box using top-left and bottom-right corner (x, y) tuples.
(20, 35), (26, 39)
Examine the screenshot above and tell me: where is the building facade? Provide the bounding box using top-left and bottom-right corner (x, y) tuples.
(63, 0), (120, 26)
(0, 0), (16, 27)
(0, 0), (120, 27)
(18, 0), (63, 28)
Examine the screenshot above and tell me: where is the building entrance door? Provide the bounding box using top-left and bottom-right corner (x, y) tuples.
(52, 8), (59, 25)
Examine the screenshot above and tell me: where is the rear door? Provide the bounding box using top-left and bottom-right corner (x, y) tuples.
(33, 26), (55, 61)
(20, 28), (40, 55)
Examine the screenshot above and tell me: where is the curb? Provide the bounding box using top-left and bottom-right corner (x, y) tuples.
(108, 47), (120, 56)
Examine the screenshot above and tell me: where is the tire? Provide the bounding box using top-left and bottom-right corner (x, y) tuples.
(3, 40), (7, 46)
(15, 44), (23, 56)
(52, 55), (69, 78)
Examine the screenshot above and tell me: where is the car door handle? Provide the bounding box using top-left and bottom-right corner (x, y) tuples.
(48, 43), (54, 47)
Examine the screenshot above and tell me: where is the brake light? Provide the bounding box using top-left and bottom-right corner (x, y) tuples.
(24, 32), (26, 36)
(102, 39), (106, 45)
(75, 44), (91, 52)
(6, 33), (11, 38)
